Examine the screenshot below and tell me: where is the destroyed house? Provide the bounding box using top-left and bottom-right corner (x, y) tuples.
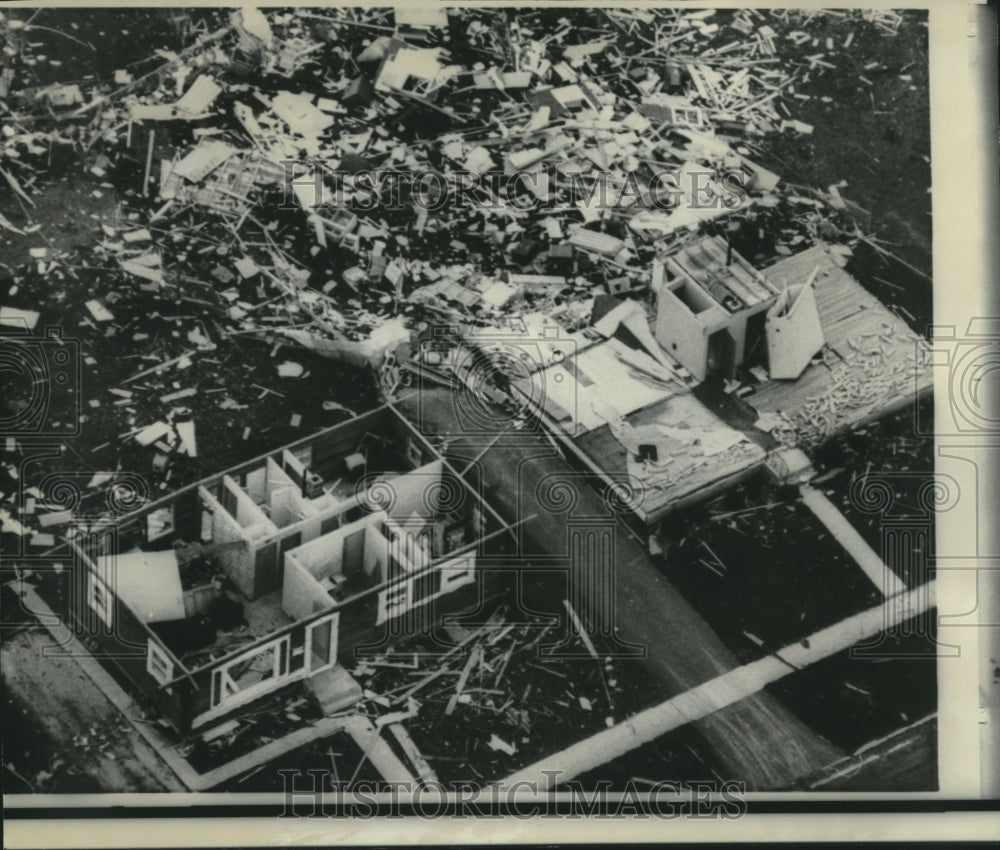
(653, 235), (780, 382)
(523, 333), (767, 525)
(457, 314), (766, 527)
(52, 403), (507, 733)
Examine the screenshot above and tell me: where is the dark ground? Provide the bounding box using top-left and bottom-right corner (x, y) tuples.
(1, 8), (935, 792)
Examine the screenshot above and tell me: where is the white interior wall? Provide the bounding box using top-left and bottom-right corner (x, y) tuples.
(386, 460), (443, 519)
(266, 454), (353, 540)
(284, 533), (336, 576)
(365, 523), (403, 581)
(245, 465), (267, 504)
(200, 486), (257, 598)
(223, 475), (276, 534)
(282, 449), (306, 480)
(281, 559), (334, 621)
(265, 457), (295, 499)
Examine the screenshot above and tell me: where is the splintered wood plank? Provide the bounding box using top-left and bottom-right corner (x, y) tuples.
(444, 644), (482, 716)
(574, 391), (765, 521)
(504, 581), (935, 790)
(746, 243), (932, 444)
(387, 723), (439, 784)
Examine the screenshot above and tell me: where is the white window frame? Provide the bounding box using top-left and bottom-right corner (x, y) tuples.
(146, 640), (175, 685)
(375, 556), (476, 625)
(209, 635), (291, 711)
(376, 580), (411, 626)
(671, 107), (701, 126)
(304, 612), (340, 675)
(405, 437), (423, 468)
(87, 570), (114, 627)
(440, 557), (475, 590)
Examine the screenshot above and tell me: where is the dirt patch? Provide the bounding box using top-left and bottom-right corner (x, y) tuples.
(2, 625), (184, 792)
(655, 477), (883, 662)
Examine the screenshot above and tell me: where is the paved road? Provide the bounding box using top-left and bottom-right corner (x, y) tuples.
(3, 626), (184, 793)
(400, 388), (843, 790)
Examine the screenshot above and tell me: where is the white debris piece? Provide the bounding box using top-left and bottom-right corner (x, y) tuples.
(85, 300), (115, 322)
(119, 259), (165, 284)
(235, 6), (274, 46)
(487, 734), (517, 756)
(174, 76), (222, 116)
(0, 307), (40, 330)
(176, 421), (197, 457)
(38, 509), (73, 528)
(271, 91), (334, 137)
(135, 421), (172, 447)
(234, 256), (260, 278)
(172, 140), (236, 182)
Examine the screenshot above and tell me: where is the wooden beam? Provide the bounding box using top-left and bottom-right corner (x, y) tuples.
(387, 723), (439, 785)
(445, 644), (482, 715)
(799, 484), (906, 597)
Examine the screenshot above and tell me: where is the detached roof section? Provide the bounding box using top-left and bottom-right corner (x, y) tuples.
(575, 392), (766, 524)
(453, 295), (767, 523)
(96, 549), (186, 624)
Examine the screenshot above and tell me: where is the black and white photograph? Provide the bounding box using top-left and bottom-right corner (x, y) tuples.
(0, 1), (996, 845)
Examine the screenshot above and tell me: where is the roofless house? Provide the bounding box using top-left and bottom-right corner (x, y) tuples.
(652, 234), (820, 382)
(49, 403), (513, 733)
